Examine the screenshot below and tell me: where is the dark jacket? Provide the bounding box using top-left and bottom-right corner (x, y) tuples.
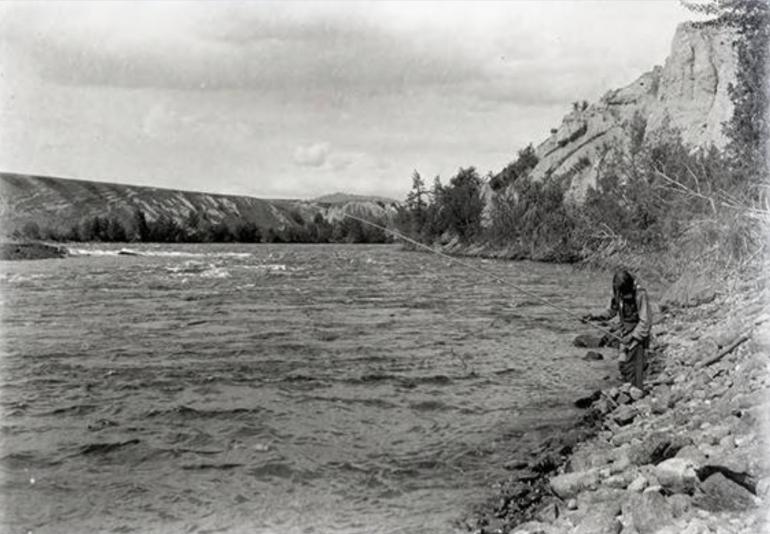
(592, 284), (652, 342)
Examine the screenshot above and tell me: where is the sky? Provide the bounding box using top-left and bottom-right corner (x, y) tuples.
(0, 1), (701, 200)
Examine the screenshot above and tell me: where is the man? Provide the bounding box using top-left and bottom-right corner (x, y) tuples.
(583, 270), (652, 390)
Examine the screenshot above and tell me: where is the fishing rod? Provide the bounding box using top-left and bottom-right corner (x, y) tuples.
(342, 213), (624, 343)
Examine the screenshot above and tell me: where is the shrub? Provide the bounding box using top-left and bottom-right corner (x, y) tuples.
(489, 145), (538, 191)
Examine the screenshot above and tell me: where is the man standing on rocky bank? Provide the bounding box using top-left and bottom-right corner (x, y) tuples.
(583, 270), (652, 390)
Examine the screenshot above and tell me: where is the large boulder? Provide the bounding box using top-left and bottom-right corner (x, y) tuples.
(573, 502), (621, 534)
(655, 458), (699, 494)
(694, 472), (758, 511)
(627, 433), (692, 466)
(667, 493), (692, 518)
(612, 405), (637, 426)
(675, 445), (707, 465)
(549, 470), (600, 499)
(622, 490), (675, 534)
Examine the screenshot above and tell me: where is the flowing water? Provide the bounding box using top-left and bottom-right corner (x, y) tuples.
(0, 243), (615, 534)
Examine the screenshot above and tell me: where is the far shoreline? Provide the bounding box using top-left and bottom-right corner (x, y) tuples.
(0, 242), (68, 261)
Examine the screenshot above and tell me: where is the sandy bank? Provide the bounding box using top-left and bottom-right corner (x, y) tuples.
(465, 268), (769, 534)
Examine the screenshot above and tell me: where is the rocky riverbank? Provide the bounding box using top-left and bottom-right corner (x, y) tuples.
(465, 266), (769, 534)
(0, 242), (68, 260)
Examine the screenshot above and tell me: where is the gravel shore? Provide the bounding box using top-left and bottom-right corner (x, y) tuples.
(466, 269), (769, 534)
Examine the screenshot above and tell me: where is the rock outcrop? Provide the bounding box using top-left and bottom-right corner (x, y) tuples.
(527, 21), (738, 200)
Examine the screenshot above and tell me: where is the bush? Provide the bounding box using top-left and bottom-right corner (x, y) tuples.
(487, 173), (580, 261)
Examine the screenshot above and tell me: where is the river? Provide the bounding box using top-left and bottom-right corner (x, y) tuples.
(0, 243), (614, 534)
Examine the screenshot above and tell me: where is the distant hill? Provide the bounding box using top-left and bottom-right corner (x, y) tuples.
(0, 172), (400, 242)
(312, 192), (397, 205)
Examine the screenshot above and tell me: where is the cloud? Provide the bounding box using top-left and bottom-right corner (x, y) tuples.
(0, 1), (698, 202)
(0, 2), (481, 96)
(0, 1), (689, 112)
(292, 143), (370, 172)
(293, 142), (331, 167)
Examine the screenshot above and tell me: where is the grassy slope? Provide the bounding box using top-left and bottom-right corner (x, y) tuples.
(0, 172), (399, 237)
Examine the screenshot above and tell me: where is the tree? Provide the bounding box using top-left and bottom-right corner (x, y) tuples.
(312, 213), (333, 242)
(21, 221), (41, 240)
(105, 215), (128, 242)
(151, 214), (182, 242)
(264, 227), (283, 243)
(133, 208), (151, 241)
(422, 175), (448, 239)
(209, 221), (233, 242)
(395, 170), (431, 240)
(683, 0), (769, 190)
(440, 167), (485, 241)
(234, 221), (261, 243)
(405, 171), (428, 226)
(722, 0), (769, 189)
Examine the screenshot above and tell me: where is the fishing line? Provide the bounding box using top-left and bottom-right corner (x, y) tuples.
(342, 213), (623, 343)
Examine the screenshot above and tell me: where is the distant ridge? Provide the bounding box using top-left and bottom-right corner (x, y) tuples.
(312, 192), (397, 204)
(0, 172), (399, 240)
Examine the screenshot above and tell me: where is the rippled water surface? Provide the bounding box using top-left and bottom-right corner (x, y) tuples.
(1, 244), (613, 533)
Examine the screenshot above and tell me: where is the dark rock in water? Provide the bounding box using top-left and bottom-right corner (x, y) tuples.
(694, 472), (757, 511)
(601, 333), (620, 348)
(0, 242), (67, 260)
(573, 334), (604, 348)
(623, 491), (674, 534)
(583, 351), (604, 361)
(574, 390), (601, 409)
(504, 460), (529, 471)
(118, 248), (141, 256)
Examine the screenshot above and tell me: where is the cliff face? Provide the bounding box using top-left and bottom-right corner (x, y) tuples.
(0, 172), (398, 238)
(527, 22), (738, 200)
